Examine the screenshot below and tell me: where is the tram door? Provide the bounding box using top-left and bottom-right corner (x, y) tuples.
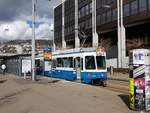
(74, 57), (81, 79)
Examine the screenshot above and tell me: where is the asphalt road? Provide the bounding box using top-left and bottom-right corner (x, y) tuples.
(0, 75), (139, 113)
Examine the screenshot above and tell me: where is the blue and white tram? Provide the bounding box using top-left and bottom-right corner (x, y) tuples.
(51, 48), (107, 86)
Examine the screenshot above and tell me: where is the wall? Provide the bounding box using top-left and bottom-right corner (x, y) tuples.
(106, 57), (129, 68)
(5, 57), (20, 75)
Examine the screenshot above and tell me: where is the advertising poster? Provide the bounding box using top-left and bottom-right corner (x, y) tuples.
(129, 78), (135, 110)
(134, 78), (145, 111)
(22, 59), (31, 73)
(145, 50), (150, 111)
(44, 61), (51, 71)
(43, 48), (52, 61)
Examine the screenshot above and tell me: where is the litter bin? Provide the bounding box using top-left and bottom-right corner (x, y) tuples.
(129, 49), (150, 111)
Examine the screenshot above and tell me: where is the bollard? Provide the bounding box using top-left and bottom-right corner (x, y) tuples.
(24, 72), (26, 79)
(110, 66), (114, 76)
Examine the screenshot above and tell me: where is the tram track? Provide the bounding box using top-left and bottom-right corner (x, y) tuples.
(101, 79), (129, 94)
(104, 84), (128, 94)
(75, 78), (129, 94)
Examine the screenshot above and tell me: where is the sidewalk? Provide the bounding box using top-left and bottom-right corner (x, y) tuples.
(0, 74), (137, 113)
(108, 72), (129, 82)
(0, 74), (7, 82)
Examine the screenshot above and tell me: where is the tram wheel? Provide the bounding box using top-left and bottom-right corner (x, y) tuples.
(102, 81), (107, 87)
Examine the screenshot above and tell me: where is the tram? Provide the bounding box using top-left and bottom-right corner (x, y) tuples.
(51, 47), (107, 86)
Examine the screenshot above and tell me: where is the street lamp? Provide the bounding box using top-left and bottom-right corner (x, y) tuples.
(47, 0), (55, 52)
(50, 24), (55, 52)
(31, 0), (53, 81)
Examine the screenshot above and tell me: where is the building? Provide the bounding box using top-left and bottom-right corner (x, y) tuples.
(54, 0), (150, 68)
(0, 54), (31, 75)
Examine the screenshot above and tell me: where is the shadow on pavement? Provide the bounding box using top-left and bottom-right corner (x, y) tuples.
(118, 94), (130, 109)
(0, 79), (7, 84)
(48, 80), (60, 83)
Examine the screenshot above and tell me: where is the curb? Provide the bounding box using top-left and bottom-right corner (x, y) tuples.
(108, 77), (129, 82)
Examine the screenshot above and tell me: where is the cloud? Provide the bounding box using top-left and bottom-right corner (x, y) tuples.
(0, 20), (53, 41)
(0, 0), (61, 22)
(0, 0), (61, 41)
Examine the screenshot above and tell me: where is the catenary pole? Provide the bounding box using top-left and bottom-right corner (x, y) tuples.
(32, 0), (35, 81)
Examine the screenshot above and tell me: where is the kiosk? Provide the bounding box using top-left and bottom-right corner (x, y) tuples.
(129, 49), (150, 111)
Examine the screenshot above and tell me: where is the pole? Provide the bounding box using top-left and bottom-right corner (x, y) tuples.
(117, 0), (121, 68)
(52, 7), (55, 52)
(120, 0), (126, 68)
(75, 0), (79, 48)
(92, 0), (98, 48)
(32, 0), (35, 81)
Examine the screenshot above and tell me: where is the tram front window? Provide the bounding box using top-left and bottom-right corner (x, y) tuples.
(96, 56), (106, 69)
(85, 56), (96, 70)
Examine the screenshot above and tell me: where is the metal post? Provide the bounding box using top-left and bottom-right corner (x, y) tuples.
(51, 6), (55, 52)
(32, 0), (35, 81)
(24, 72), (26, 79)
(75, 0), (80, 48)
(52, 26), (56, 52)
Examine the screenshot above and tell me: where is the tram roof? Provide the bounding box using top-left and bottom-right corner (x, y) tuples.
(54, 48), (96, 55)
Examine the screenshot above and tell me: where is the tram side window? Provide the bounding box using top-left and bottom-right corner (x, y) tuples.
(81, 58), (83, 70)
(35, 59), (40, 67)
(76, 57), (80, 67)
(63, 57), (73, 68)
(52, 59), (57, 68)
(74, 57), (83, 70)
(96, 56), (106, 69)
(56, 58), (62, 67)
(85, 56), (96, 70)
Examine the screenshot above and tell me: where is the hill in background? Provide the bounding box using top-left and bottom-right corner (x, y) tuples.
(0, 39), (53, 54)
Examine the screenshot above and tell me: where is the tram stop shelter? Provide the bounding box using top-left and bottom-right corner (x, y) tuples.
(0, 54), (31, 76)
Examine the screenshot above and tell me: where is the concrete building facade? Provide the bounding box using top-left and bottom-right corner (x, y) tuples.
(54, 0), (150, 68)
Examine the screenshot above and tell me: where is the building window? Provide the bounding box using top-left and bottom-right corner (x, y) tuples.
(81, 7), (84, 17)
(101, 0), (106, 6)
(85, 20), (88, 29)
(149, 0), (150, 10)
(139, 0), (147, 12)
(96, 0), (101, 9)
(131, 0), (138, 15)
(89, 18), (92, 28)
(106, 0), (111, 4)
(101, 13), (106, 24)
(123, 3), (130, 17)
(80, 21), (85, 30)
(97, 15), (101, 25)
(106, 11), (111, 23)
(79, 10), (81, 18)
(86, 5), (89, 15)
(112, 8), (117, 21)
(89, 2), (92, 13)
